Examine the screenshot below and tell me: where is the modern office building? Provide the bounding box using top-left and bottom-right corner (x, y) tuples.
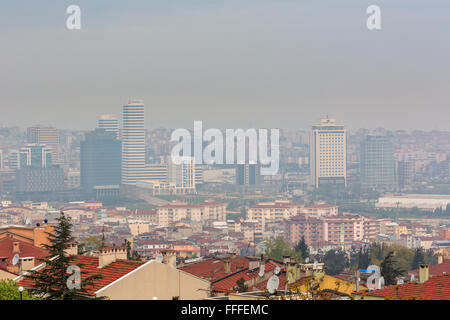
(16, 167), (64, 193)
(236, 163), (260, 185)
(68, 170), (81, 189)
(310, 118), (347, 188)
(360, 135), (395, 190)
(7, 151), (19, 170)
(27, 126), (60, 164)
(15, 144), (63, 193)
(396, 160), (415, 190)
(18, 144), (52, 169)
(122, 100), (146, 185)
(168, 156), (196, 190)
(98, 114), (119, 139)
(80, 129), (122, 194)
(0, 150), (3, 169)
(143, 163), (168, 182)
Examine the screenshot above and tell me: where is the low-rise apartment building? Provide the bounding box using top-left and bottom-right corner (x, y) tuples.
(246, 200), (302, 233)
(157, 201), (227, 227)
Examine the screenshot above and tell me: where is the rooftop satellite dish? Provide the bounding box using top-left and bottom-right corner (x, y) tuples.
(12, 254), (19, 266)
(377, 276), (385, 290)
(305, 257), (310, 263)
(258, 264), (265, 277)
(155, 253), (163, 263)
(274, 266), (281, 275)
(266, 275), (279, 294)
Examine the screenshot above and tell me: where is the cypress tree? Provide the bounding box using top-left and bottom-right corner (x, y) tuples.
(411, 248), (425, 270)
(380, 251), (404, 285)
(25, 211), (102, 299)
(295, 236), (310, 261)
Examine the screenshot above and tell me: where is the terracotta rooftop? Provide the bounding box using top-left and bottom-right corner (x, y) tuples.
(410, 260), (450, 277)
(213, 260), (282, 293)
(180, 257), (249, 282)
(0, 237), (49, 269)
(355, 274), (450, 300)
(18, 255), (146, 296)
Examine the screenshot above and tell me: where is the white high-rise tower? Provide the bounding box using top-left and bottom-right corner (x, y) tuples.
(122, 100), (146, 185)
(310, 118), (347, 188)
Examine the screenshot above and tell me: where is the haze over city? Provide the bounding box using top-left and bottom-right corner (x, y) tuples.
(1, 0), (450, 131)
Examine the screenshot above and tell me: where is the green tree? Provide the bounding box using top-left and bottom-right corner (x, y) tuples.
(125, 240), (142, 261)
(411, 248), (425, 270)
(78, 236), (103, 254)
(323, 250), (348, 276)
(0, 280), (40, 300)
(380, 251), (405, 285)
(265, 237), (301, 262)
(294, 236), (309, 261)
(25, 211), (102, 300)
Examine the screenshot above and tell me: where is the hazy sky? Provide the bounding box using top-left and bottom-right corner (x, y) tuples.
(1, 0), (449, 132)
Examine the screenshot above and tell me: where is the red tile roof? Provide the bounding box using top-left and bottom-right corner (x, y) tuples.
(213, 260), (282, 293)
(0, 237), (48, 269)
(410, 260), (450, 277)
(180, 257), (249, 282)
(355, 274), (450, 300)
(18, 255), (146, 296)
(252, 274), (288, 292)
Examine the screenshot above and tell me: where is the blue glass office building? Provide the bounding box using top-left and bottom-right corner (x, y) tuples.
(80, 129), (122, 194)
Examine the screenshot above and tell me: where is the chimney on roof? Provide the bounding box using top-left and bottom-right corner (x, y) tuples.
(65, 242), (78, 256)
(98, 246), (127, 268)
(438, 255), (444, 265)
(248, 257), (259, 270)
(12, 242), (20, 253)
(19, 257), (35, 275)
(161, 250), (177, 268)
(224, 259), (231, 273)
(419, 264), (429, 283)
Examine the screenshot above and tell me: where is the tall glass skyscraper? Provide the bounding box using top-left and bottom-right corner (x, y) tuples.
(360, 135), (395, 190)
(122, 100), (146, 185)
(80, 129), (122, 193)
